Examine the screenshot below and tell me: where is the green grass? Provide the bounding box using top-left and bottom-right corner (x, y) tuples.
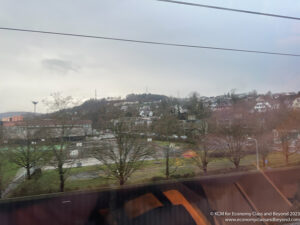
(9, 159), (186, 197)
(2, 160), (20, 188)
(9, 170), (59, 197)
(9, 165), (112, 198)
(153, 141), (170, 147)
(0, 147), (9, 151)
(6, 155), (259, 198)
(185, 154), (255, 173)
(265, 151), (300, 168)
(68, 165), (102, 175)
(9, 150), (300, 198)
(65, 177), (111, 191)
(128, 165), (163, 184)
(153, 140), (191, 149)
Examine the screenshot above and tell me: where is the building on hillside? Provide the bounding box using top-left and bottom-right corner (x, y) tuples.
(292, 97), (300, 110)
(254, 102), (271, 113)
(187, 115), (196, 121)
(106, 97), (121, 101)
(120, 105), (128, 111)
(134, 117), (153, 127)
(2, 119), (92, 141)
(111, 116), (155, 132)
(114, 101), (139, 107)
(1, 115), (24, 122)
(273, 93), (298, 108)
(213, 102), (232, 111)
(173, 105), (187, 114)
(252, 96), (279, 112)
(255, 96), (265, 102)
(139, 105), (153, 117)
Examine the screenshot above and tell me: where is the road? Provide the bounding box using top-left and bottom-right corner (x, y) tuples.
(1, 168), (35, 198)
(1, 166), (300, 225)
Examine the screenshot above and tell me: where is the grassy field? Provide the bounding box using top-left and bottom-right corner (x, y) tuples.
(2, 160), (20, 188)
(6, 156), (245, 198)
(8, 169), (108, 198)
(9, 159), (195, 198)
(7, 150), (300, 198)
(265, 151), (300, 168)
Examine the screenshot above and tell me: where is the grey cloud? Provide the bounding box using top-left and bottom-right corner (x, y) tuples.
(1, 0), (300, 113)
(42, 58), (79, 74)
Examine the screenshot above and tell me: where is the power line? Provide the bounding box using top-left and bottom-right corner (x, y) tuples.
(157, 0), (300, 21)
(0, 26), (300, 57)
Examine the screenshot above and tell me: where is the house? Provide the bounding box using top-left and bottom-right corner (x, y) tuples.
(292, 97), (300, 110)
(253, 96), (273, 113)
(120, 105), (128, 111)
(139, 105), (153, 117)
(1, 115), (24, 122)
(173, 105), (187, 114)
(213, 103), (232, 111)
(134, 117), (152, 127)
(187, 115), (196, 121)
(254, 102), (271, 112)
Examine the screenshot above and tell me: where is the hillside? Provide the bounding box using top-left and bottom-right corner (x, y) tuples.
(126, 93), (168, 102)
(0, 112), (33, 119)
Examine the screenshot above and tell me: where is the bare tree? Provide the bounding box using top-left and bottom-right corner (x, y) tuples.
(187, 118), (222, 174)
(8, 124), (45, 179)
(251, 112), (274, 168)
(258, 133), (273, 167)
(153, 112), (183, 179)
(186, 92), (211, 120)
(191, 136), (213, 174)
(163, 142), (178, 179)
(275, 110), (300, 165)
(192, 135), (223, 174)
(92, 122), (152, 185)
(222, 121), (247, 169)
(46, 138), (72, 192)
(213, 101), (252, 169)
(43, 93), (78, 192)
(277, 130), (295, 165)
(153, 98), (182, 179)
(43, 92), (79, 113)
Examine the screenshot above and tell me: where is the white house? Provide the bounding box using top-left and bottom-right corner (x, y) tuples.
(254, 102), (271, 113)
(292, 97), (300, 110)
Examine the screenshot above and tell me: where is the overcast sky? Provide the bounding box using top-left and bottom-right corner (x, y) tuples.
(0, 0), (300, 113)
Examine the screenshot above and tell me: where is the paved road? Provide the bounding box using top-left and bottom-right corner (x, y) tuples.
(1, 167), (300, 225)
(1, 168), (35, 198)
(43, 157), (102, 170)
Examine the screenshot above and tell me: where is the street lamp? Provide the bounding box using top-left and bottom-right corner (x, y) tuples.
(248, 137), (259, 170)
(32, 101), (38, 114)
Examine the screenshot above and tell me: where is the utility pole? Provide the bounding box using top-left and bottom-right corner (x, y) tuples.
(32, 101), (38, 113)
(95, 89), (97, 100)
